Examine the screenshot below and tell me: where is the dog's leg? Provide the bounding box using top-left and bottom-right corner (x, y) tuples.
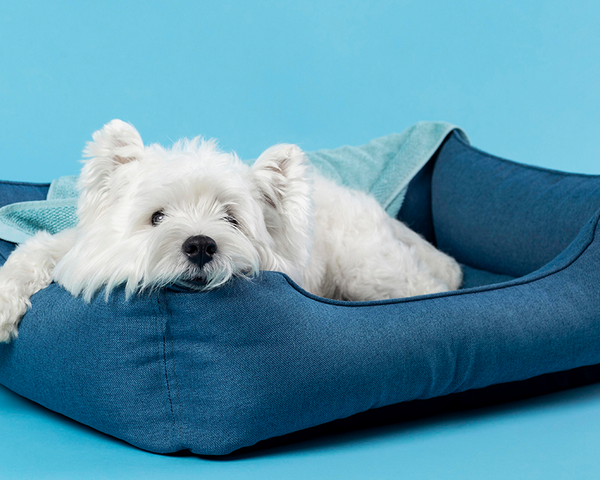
(312, 177), (463, 301)
(343, 218), (461, 299)
(326, 235), (453, 301)
(385, 217), (463, 290)
(0, 229), (76, 342)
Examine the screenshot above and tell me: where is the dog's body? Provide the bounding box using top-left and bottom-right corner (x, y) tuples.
(0, 120), (462, 342)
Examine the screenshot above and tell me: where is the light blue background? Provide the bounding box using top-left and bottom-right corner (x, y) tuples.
(1, 1), (600, 478)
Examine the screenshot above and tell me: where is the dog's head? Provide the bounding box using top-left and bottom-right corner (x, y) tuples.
(53, 119), (313, 301)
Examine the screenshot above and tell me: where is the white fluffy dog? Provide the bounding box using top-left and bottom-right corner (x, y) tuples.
(0, 120), (462, 342)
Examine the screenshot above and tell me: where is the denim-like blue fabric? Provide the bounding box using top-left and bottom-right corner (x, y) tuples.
(432, 133), (600, 277)
(0, 180), (49, 209)
(1, 135), (600, 455)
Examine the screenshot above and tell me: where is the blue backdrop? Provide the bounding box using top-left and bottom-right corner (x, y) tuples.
(1, 1), (600, 478)
(2, 0), (600, 182)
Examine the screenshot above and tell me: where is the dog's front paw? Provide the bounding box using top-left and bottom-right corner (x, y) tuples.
(0, 290), (30, 343)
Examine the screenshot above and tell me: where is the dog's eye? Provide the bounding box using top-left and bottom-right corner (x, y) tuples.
(225, 214), (239, 227)
(224, 208), (239, 227)
(151, 210), (165, 226)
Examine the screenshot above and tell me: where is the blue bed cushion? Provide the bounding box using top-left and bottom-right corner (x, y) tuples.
(1, 132), (600, 455)
(433, 135), (600, 277)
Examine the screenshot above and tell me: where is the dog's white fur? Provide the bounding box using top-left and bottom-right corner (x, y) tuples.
(0, 120), (462, 342)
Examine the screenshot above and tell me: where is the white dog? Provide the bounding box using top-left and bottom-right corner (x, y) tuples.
(0, 120), (462, 342)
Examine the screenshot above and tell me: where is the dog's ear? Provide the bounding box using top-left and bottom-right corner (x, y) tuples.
(251, 144), (313, 269)
(83, 119), (144, 169)
(252, 144), (310, 210)
(77, 120), (144, 224)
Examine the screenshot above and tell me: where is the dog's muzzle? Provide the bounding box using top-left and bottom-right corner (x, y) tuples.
(182, 235), (217, 269)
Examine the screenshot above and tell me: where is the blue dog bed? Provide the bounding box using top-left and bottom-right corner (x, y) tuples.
(1, 129), (600, 455)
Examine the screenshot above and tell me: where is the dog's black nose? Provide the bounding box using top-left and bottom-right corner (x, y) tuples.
(182, 235), (217, 268)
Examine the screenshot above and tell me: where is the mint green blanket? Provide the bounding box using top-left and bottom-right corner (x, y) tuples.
(0, 122), (466, 244)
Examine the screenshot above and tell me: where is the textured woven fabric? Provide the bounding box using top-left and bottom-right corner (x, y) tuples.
(0, 176), (77, 244)
(307, 121), (465, 215)
(0, 132), (599, 455)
